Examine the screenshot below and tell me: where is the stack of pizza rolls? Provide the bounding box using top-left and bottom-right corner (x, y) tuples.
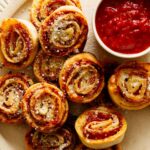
(31, 0), (88, 57)
(30, 0), (88, 83)
(30, 0), (82, 30)
(0, 0), (137, 149)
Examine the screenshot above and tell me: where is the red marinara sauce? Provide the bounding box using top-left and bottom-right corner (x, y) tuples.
(96, 0), (150, 54)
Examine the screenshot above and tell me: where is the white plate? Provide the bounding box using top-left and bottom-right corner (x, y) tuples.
(0, 0), (150, 150)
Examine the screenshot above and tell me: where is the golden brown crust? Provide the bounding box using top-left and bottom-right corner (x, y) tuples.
(30, 0), (82, 30)
(39, 6), (88, 56)
(25, 128), (75, 150)
(33, 51), (66, 83)
(59, 53), (104, 103)
(75, 106), (127, 149)
(0, 73), (33, 124)
(75, 143), (122, 150)
(108, 61), (150, 110)
(22, 83), (68, 133)
(0, 18), (38, 70)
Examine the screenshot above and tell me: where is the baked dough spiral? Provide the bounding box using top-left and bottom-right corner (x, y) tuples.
(75, 106), (127, 149)
(33, 51), (66, 83)
(75, 144), (122, 150)
(108, 61), (150, 110)
(39, 6), (88, 56)
(22, 83), (68, 133)
(25, 128), (75, 150)
(59, 53), (104, 103)
(0, 18), (38, 70)
(0, 73), (33, 123)
(31, 0), (81, 30)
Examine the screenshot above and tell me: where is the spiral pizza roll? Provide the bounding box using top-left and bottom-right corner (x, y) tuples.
(22, 83), (68, 133)
(0, 18), (38, 70)
(108, 61), (150, 110)
(59, 53), (104, 103)
(33, 51), (66, 83)
(75, 144), (122, 150)
(0, 73), (33, 124)
(75, 106), (127, 149)
(31, 0), (81, 30)
(39, 6), (88, 56)
(25, 128), (75, 150)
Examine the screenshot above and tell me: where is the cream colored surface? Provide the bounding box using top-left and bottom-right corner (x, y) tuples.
(0, 0), (150, 150)
(0, 0), (27, 19)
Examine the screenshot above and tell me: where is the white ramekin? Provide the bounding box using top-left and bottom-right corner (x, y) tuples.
(92, 0), (150, 58)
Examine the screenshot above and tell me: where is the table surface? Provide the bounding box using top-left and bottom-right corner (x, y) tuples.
(0, 0), (150, 150)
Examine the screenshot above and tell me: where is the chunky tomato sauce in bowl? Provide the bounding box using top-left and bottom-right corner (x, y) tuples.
(93, 0), (150, 58)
